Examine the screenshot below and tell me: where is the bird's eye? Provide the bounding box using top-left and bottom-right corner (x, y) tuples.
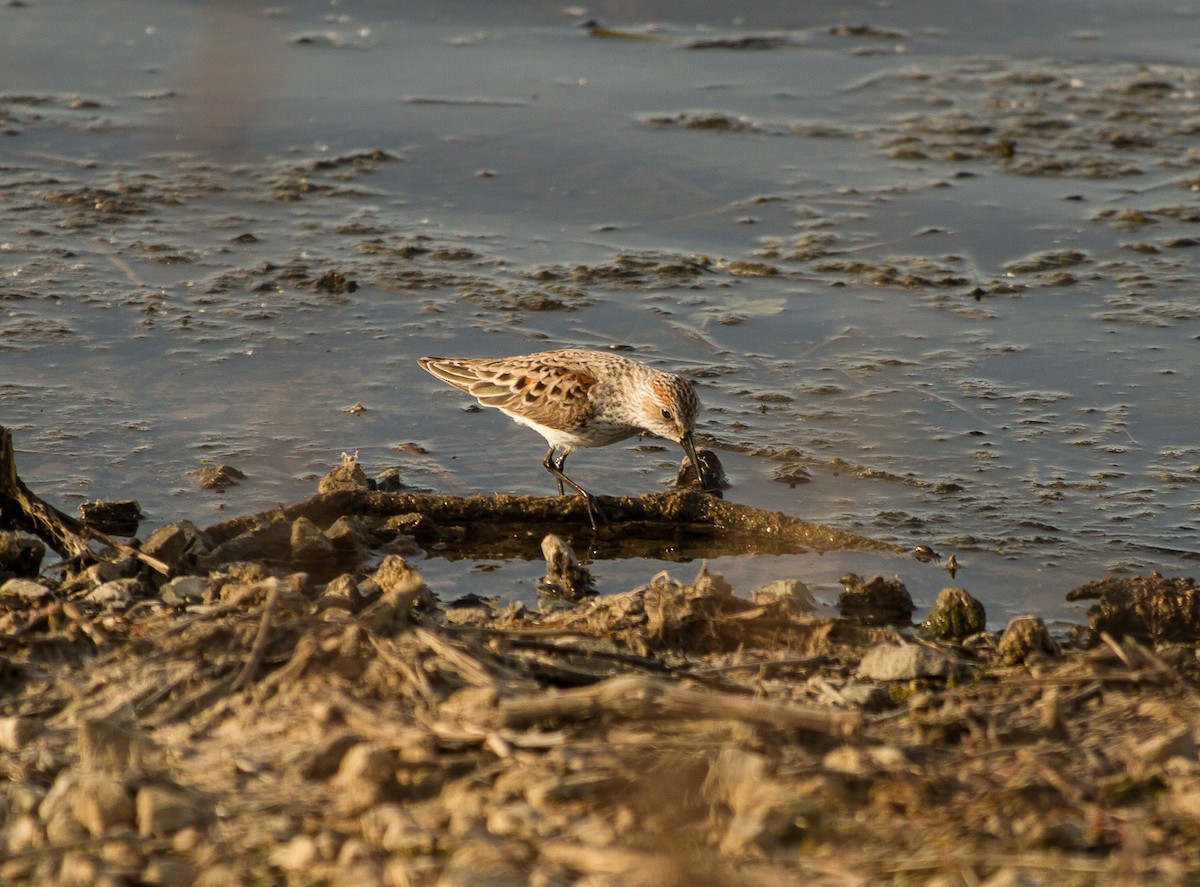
(660, 408), (673, 421)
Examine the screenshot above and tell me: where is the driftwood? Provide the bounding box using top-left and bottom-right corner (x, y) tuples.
(0, 425), (169, 574)
(203, 488), (903, 560)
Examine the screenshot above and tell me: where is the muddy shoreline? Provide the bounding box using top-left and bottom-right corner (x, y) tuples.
(3, 453), (1200, 886)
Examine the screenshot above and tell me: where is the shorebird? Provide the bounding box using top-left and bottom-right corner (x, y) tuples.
(418, 349), (702, 528)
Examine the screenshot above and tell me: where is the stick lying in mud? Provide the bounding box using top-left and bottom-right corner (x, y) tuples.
(0, 425), (169, 575)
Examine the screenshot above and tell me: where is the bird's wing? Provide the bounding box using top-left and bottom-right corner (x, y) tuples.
(419, 356), (597, 428)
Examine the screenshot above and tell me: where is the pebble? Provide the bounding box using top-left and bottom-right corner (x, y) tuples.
(751, 578), (817, 615)
(538, 534), (593, 599)
(319, 456), (371, 492)
(837, 573), (914, 625)
(0, 530), (45, 576)
(333, 743), (397, 813)
(141, 856), (196, 887)
(856, 641), (960, 681)
(141, 521), (212, 568)
(334, 743), (396, 787)
(159, 575), (209, 606)
(919, 586), (987, 639)
(58, 851), (104, 887)
(136, 785), (205, 837)
(268, 834), (319, 872)
(87, 578), (145, 608)
(325, 515), (372, 557)
(5, 813), (44, 854)
(71, 774), (135, 835)
(837, 682), (892, 711)
(360, 803), (437, 855)
(1, 577), (53, 601)
(291, 515), (336, 563)
(997, 614), (1058, 664)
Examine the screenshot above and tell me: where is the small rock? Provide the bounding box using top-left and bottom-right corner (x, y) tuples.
(78, 499), (142, 535)
(373, 466), (405, 492)
(837, 573), (914, 625)
(837, 682), (892, 711)
(140, 521), (212, 570)
(538, 534), (594, 599)
(920, 587), (987, 639)
(319, 453), (371, 493)
(5, 813), (44, 854)
(71, 774), (135, 835)
(324, 515), (372, 557)
(136, 785), (205, 837)
(316, 574), (363, 613)
(358, 555), (430, 631)
(38, 769), (79, 823)
(1, 577), (53, 601)
(191, 464), (245, 490)
(62, 558), (135, 594)
(268, 835), (320, 872)
(997, 614), (1058, 664)
(676, 447), (727, 490)
(44, 803), (88, 844)
(856, 641), (960, 681)
(486, 802), (542, 838)
(193, 864), (244, 887)
(440, 837), (528, 887)
(360, 803), (437, 854)
(291, 516), (336, 563)
(159, 576), (209, 606)
(202, 518), (291, 567)
(301, 732), (364, 780)
(444, 593), (497, 626)
(333, 743), (396, 813)
(58, 851), (103, 887)
(336, 837), (371, 866)
(87, 578), (145, 608)
(751, 579), (817, 615)
(0, 530), (45, 577)
(141, 856), (196, 887)
(334, 743), (395, 787)
(822, 745), (872, 776)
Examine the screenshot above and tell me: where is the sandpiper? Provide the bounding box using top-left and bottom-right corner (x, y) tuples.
(418, 349), (702, 528)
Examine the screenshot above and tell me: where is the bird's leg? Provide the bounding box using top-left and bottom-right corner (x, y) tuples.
(542, 446), (606, 531)
(543, 446), (566, 496)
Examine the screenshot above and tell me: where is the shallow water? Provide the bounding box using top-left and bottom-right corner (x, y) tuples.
(2, 0), (1198, 623)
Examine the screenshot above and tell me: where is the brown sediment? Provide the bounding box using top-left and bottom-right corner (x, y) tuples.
(4, 433), (1200, 884)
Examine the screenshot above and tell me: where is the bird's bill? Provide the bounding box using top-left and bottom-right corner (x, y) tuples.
(681, 431), (706, 490)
